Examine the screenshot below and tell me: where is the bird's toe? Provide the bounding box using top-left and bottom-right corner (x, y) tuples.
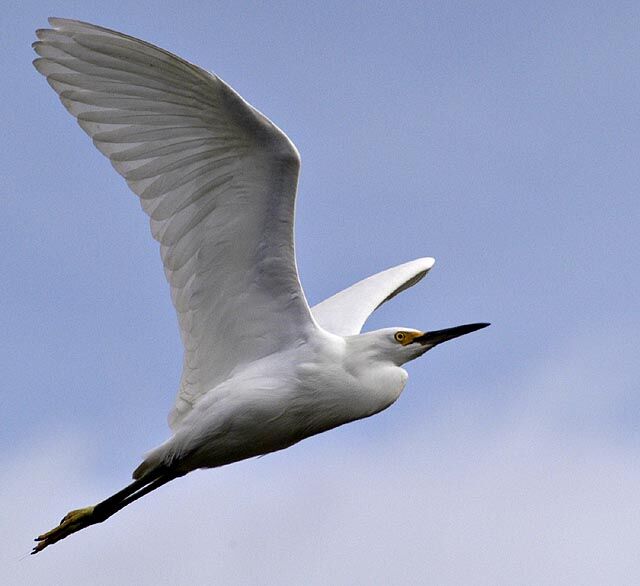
(32, 506), (95, 554)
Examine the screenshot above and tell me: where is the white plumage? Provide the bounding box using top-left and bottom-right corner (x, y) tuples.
(31, 18), (488, 554)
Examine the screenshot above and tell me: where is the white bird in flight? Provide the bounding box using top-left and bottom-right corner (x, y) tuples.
(31, 18), (489, 554)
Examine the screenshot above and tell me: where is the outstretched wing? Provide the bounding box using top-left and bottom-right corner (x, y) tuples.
(33, 18), (315, 429)
(311, 257), (435, 336)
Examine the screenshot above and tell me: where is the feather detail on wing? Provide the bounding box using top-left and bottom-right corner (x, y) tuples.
(33, 18), (315, 430)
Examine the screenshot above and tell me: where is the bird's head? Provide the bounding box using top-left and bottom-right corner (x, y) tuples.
(355, 323), (490, 366)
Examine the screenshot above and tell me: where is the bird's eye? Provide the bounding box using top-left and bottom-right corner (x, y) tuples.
(394, 332), (406, 343)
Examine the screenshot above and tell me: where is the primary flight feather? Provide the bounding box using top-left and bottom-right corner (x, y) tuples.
(31, 18), (488, 553)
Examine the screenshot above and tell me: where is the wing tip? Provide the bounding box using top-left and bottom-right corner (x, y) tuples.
(47, 16), (68, 29)
(48, 16), (77, 28)
(417, 256), (435, 270)
(401, 256), (435, 274)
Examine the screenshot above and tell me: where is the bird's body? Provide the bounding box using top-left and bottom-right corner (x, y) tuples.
(143, 328), (408, 478)
(30, 18), (488, 554)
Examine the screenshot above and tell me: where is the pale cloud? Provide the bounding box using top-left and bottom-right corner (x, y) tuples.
(4, 333), (639, 586)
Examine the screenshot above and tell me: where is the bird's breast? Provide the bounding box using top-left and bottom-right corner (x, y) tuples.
(294, 356), (408, 428)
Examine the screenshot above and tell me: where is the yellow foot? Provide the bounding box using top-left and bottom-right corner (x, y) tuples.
(32, 506), (95, 554)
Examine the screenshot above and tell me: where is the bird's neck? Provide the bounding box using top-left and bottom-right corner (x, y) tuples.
(343, 338), (408, 416)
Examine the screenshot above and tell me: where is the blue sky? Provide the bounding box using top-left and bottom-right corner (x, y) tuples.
(3, 2), (640, 584)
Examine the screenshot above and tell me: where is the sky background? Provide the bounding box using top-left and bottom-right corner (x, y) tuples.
(2, 1), (640, 584)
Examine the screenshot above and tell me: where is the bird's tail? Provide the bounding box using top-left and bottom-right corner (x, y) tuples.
(32, 468), (177, 554)
(132, 445), (168, 480)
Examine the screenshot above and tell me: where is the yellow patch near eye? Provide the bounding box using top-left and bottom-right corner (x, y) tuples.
(394, 331), (420, 346)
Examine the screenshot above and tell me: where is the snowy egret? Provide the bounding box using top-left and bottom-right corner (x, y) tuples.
(31, 18), (489, 554)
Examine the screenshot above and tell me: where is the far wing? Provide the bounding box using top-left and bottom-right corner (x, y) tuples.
(33, 19), (316, 430)
(311, 257), (435, 336)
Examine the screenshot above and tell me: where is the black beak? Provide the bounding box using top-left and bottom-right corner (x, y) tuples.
(413, 322), (490, 347)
